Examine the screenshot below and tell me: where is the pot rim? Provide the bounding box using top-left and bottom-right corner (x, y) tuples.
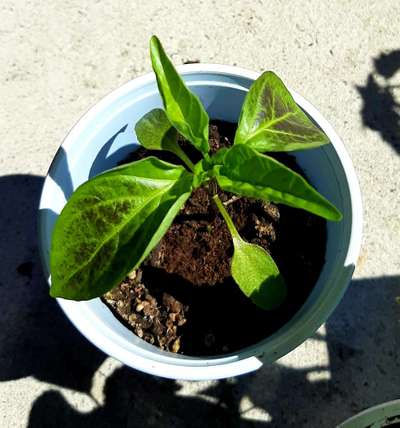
(338, 400), (400, 427)
(38, 64), (363, 380)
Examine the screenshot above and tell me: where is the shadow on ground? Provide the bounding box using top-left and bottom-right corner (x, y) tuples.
(0, 174), (106, 393)
(357, 49), (400, 154)
(25, 275), (400, 428)
(1, 174), (399, 427)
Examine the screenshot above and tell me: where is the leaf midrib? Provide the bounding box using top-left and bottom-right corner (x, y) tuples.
(243, 111), (295, 143)
(170, 79), (201, 146)
(73, 176), (179, 218)
(218, 174), (325, 212)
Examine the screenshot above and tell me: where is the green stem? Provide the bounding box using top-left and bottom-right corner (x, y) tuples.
(212, 194), (240, 239)
(171, 146), (195, 172)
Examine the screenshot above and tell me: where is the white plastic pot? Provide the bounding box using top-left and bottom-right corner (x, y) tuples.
(38, 64), (362, 380)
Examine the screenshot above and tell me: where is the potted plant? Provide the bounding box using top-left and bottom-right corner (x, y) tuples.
(338, 400), (400, 427)
(38, 36), (362, 380)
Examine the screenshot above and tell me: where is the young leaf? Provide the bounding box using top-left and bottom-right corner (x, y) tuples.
(234, 71), (329, 152)
(231, 241), (287, 310)
(50, 157), (193, 300)
(213, 195), (286, 310)
(150, 35), (209, 155)
(210, 147), (229, 166)
(215, 145), (342, 221)
(135, 108), (195, 171)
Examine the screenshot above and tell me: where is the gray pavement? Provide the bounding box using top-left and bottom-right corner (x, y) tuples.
(1, 1), (399, 427)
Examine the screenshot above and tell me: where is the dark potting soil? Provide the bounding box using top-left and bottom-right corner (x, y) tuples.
(102, 121), (327, 356)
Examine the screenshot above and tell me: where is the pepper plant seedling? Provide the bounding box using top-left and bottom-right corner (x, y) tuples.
(50, 36), (342, 309)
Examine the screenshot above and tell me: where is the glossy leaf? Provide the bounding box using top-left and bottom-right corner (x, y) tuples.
(210, 147), (229, 166)
(215, 145), (342, 221)
(150, 35), (209, 155)
(213, 195), (286, 310)
(231, 240), (287, 310)
(234, 71), (329, 152)
(50, 157), (193, 300)
(135, 108), (177, 151)
(135, 108), (194, 171)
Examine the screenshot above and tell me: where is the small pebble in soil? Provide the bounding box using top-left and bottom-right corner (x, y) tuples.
(102, 268), (188, 353)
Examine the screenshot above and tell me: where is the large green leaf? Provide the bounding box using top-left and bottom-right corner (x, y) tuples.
(135, 108), (194, 171)
(234, 71), (329, 152)
(215, 145), (342, 221)
(150, 35), (209, 155)
(213, 195), (286, 310)
(50, 157), (193, 300)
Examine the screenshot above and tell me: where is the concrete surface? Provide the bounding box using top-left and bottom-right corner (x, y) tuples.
(0, 1), (399, 427)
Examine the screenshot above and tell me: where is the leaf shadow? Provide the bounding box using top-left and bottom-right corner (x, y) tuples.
(356, 49), (400, 155)
(89, 123), (134, 178)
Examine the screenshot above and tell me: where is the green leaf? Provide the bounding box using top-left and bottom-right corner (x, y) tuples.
(213, 195), (286, 310)
(150, 35), (209, 155)
(231, 239), (287, 310)
(50, 157), (193, 300)
(234, 71), (329, 152)
(215, 145), (342, 221)
(210, 147), (229, 166)
(135, 108), (195, 171)
(135, 108), (177, 151)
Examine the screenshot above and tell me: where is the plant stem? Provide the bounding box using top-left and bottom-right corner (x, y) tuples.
(172, 146), (195, 172)
(212, 194), (240, 239)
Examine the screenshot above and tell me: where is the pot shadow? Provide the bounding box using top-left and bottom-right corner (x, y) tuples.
(0, 174), (106, 393)
(26, 275), (400, 428)
(356, 49), (400, 154)
(27, 370), (240, 428)
(0, 124), (154, 395)
(236, 274), (400, 427)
